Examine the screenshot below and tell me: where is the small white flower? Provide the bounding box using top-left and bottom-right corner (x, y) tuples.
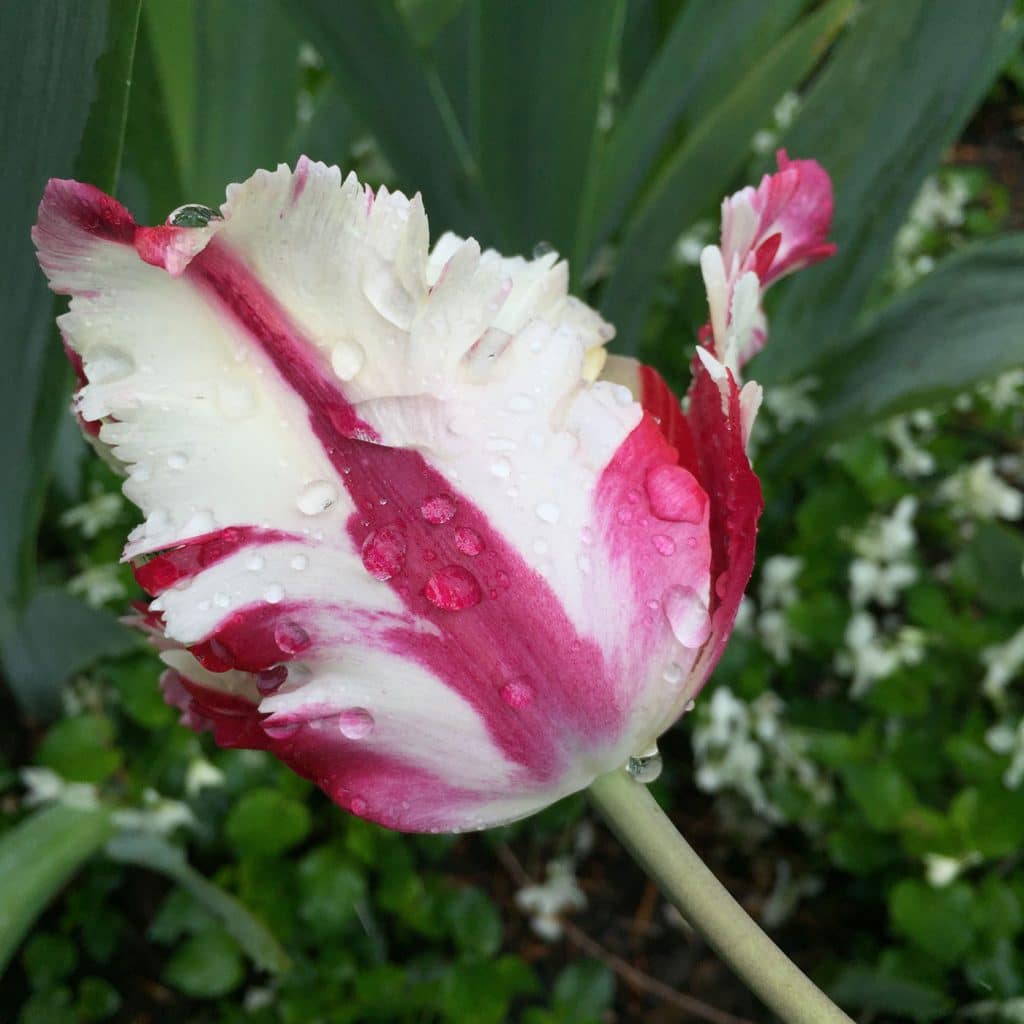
(940, 457), (1023, 521)
(515, 857), (587, 940)
(60, 490), (125, 538)
(68, 563), (128, 607)
(982, 625), (1024, 705)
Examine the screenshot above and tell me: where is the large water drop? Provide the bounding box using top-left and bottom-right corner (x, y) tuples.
(663, 585), (711, 648)
(424, 565), (482, 611)
(297, 480), (339, 515)
(627, 743), (662, 784)
(361, 526), (407, 580)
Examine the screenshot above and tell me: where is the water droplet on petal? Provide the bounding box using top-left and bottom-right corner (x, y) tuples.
(499, 677), (535, 709)
(684, 698), (696, 713)
(645, 464), (707, 523)
(257, 666), (288, 695)
(420, 493), (456, 524)
(490, 457), (512, 479)
(263, 718), (300, 740)
(297, 480), (339, 515)
(213, 591), (230, 608)
(337, 707), (375, 740)
(168, 203), (220, 227)
(351, 796), (368, 816)
(424, 565), (482, 611)
(627, 744), (662, 784)
(274, 620), (311, 654)
(617, 506), (633, 524)
(577, 553), (592, 574)
(664, 585), (711, 648)
(330, 339), (366, 381)
(663, 662), (683, 684)
(167, 451), (188, 470)
(455, 527), (483, 556)
(263, 583), (285, 604)
(361, 526), (407, 580)
(290, 554), (308, 571)
(532, 240), (555, 259)
(246, 554), (265, 571)
(652, 534), (676, 556)
(535, 502), (561, 524)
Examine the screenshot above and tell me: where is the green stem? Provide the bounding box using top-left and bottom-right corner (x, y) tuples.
(588, 769), (852, 1024)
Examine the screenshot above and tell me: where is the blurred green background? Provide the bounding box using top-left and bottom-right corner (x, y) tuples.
(2, 1), (1024, 1021)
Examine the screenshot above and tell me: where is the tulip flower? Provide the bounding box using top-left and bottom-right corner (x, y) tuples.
(35, 151), (849, 1024)
(33, 151), (833, 834)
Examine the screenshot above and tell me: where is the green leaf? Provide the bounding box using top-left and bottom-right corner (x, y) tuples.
(474, 0), (625, 263)
(600, 0), (854, 352)
(760, 0), (1022, 383)
(829, 964), (953, 1022)
(552, 960), (616, 1023)
(37, 714), (122, 785)
(22, 932), (78, 990)
(1, 589), (136, 721)
(445, 886), (503, 961)
(951, 786), (1024, 858)
(164, 927), (244, 998)
(0, 0), (140, 615)
(105, 831), (290, 974)
(889, 879), (975, 965)
(225, 788), (311, 858)
(954, 519), (1024, 613)
(0, 804), (114, 976)
(584, 0), (806, 259)
(297, 843), (367, 937)
(291, 0), (485, 236)
(842, 762), (917, 832)
(780, 235), (1024, 451)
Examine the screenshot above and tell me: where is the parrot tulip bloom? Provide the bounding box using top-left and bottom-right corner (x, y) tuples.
(33, 152), (834, 832)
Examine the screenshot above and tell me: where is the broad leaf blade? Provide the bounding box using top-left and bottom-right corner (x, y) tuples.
(585, 0), (806, 259)
(0, 805), (114, 976)
(0, 0), (140, 615)
(600, 0), (853, 352)
(758, 0), (1022, 383)
(1, 589), (138, 721)
(291, 0), (485, 237)
(106, 832), (290, 974)
(783, 235), (1024, 454)
(474, 0), (625, 263)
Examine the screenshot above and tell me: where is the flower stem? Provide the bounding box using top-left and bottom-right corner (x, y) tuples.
(588, 769), (852, 1024)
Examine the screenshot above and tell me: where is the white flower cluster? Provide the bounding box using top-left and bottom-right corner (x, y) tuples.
(60, 489), (124, 538)
(836, 612), (925, 699)
(885, 410), (937, 479)
(751, 92), (801, 155)
(515, 854), (587, 941)
(979, 368), (1024, 413)
(982, 624), (1024, 706)
(761, 376), (819, 436)
(756, 555), (803, 663)
(68, 563), (127, 607)
(673, 219), (714, 266)
(691, 687), (832, 824)
(939, 457), (1024, 522)
(848, 496), (919, 608)
(891, 173), (971, 290)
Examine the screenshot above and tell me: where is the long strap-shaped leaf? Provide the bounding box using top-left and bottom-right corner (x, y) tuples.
(775, 234), (1024, 464)
(581, 0), (806, 264)
(106, 832), (291, 975)
(758, 0), (1023, 384)
(473, 0), (625, 264)
(599, 0), (854, 354)
(291, 0), (487, 238)
(0, 805), (115, 976)
(0, 0), (140, 617)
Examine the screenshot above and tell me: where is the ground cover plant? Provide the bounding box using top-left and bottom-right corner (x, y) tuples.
(2, 1), (1023, 1021)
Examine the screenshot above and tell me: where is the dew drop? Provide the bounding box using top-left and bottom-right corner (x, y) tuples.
(297, 480), (339, 515)
(627, 744), (662, 784)
(256, 666), (288, 695)
(167, 451), (189, 470)
(663, 585), (711, 648)
(290, 554), (308, 571)
(490, 457), (512, 479)
(663, 662), (683, 684)
(361, 526), (407, 580)
(246, 554), (265, 572)
(274, 620), (311, 654)
(532, 240), (555, 259)
(684, 698), (696, 713)
(337, 707), (375, 740)
(330, 339), (366, 381)
(424, 565), (482, 611)
(213, 591), (230, 608)
(454, 527), (483, 556)
(535, 502), (561, 524)
(645, 464), (707, 523)
(499, 677), (535, 709)
(577, 553), (592, 574)
(350, 796), (368, 816)
(168, 203), (220, 227)
(652, 534), (676, 556)
(263, 583), (285, 604)
(420, 493), (457, 524)
(616, 507), (633, 525)
(263, 718), (300, 740)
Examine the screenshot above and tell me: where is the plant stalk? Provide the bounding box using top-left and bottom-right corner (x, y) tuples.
(588, 768), (852, 1024)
